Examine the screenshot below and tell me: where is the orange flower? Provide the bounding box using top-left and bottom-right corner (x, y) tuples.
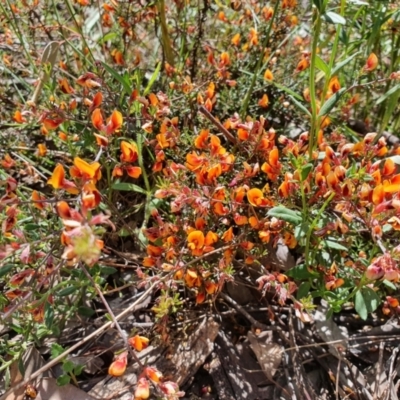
(205, 231), (218, 246)
(42, 117), (63, 131)
(247, 188), (266, 207)
(112, 49), (124, 65)
(249, 216), (260, 229)
(206, 82), (215, 99)
(258, 94), (269, 108)
(144, 366), (163, 383)
(112, 165), (124, 177)
(220, 52), (230, 67)
(185, 269), (201, 288)
(194, 129), (210, 149)
(147, 244), (163, 257)
(156, 133), (169, 148)
(382, 158), (396, 176)
(135, 378), (150, 399)
(58, 131), (67, 141)
(249, 28), (258, 47)
(125, 166), (142, 178)
(196, 291), (206, 304)
(231, 33), (241, 46)
(186, 152), (206, 171)
(372, 184), (384, 205)
(234, 214), (248, 225)
(59, 78), (74, 94)
(148, 93), (158, 106)
(106, 110), (123, 134)
(143, 257), (156, 267)
(128, 335), (149, 352)
(92, 108), (104, 130)
(37, 143), (47, 157)
(283, 232), (297, 249)
(48, 164), (65, 189)
(187, 230), (204, 253)
(32, 190), (46, 210)
(70, 157), (102, 183)
(296, 58), (309, 72)
(56, 201), (72, 219)
(1, 154), (15, 169)
(13, 110), (26, 123)
(328, 76), (340, 94)
(108, 351), (128, 377)
(264, 69), (273, 81)
(204, 98), (213, 112)
(261, 147), (281, 181)
(364, 53), (378, 72)
(120, 141), (138, 163)
(81, 182), (101, 210)
(94, 133), (109, 147)
(205, 280), (217, 294)
(222, 226), (234, 242)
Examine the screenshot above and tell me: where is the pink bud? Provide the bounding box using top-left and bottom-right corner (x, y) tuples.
(365, 265), (384, 280)
(134, 378), (150, 399)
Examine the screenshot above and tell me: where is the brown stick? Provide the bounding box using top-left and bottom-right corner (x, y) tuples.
(198, 105), (237, 144)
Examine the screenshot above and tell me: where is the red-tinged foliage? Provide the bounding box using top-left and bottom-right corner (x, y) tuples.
(3, 2), (400, 386)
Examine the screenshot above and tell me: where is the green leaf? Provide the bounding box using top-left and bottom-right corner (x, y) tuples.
(267, 206), (303, 225)
(56, 286), (78, 297)
(318, 88), (346, 117)
(355, 287), (380, 320)
(51, 343), (65, 359)
(322, 240), (347, 251)
(323, 11), (346, 25)
(376, 83), (400, 106)
(24, 224), (41, 231)
(143, 62), (161, 96)
(382, 280), (396, 290)
(294, 223), (309, 240)
(287, 264), (318, 279)
(355, 291), (367, 320)
(97, 32), (117, 45)
(111, 182), (147, 194)
(288, 95), (311, 117)
(62, 360), (75, 374)
(312, 0), (323, 12)
(99, 266), (117, 275)
(74, 364), (85, 375)
(297, 282), (311, 299)
(57, 375), (70, 386)
(332, 51), (361, 75)
(271, 82), (303, 100)
(78, 306), (96, 317)
(45, 303), (54, 329)
(18, 357), (25, 377)
(0, 264), (14, 278)
(300, 163), (313, 181)
(315, 55), (329, 75)
(100, 61), (131, 94)
(379, 86), (400, 132)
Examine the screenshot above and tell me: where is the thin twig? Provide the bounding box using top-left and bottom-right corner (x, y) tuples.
(335, 357), (340, 400)
(374, 341), (385, 399)
(80, 262), (143, 367)
(198, 105), (237, 144)
(219, 291), (268, 330)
